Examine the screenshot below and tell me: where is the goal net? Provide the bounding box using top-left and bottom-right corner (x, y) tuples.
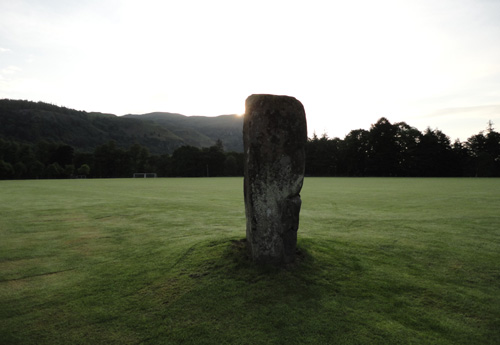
(133, 173), (157, 178)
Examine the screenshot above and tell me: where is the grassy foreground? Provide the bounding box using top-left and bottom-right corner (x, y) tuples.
(1, 177), (499, 344)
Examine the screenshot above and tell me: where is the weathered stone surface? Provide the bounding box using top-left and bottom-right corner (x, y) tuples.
(243, 94), (307, 264)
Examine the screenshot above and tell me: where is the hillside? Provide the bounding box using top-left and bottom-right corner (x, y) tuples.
(0, 99), (243, 154)
(123, 112), (244, 152)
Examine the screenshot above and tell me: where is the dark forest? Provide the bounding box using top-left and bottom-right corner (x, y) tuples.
(1, 100), (499, 179)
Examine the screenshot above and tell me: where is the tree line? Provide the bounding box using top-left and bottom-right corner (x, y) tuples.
(0, 139), (244, 179)
(1, 117), (499, 179)
(305, 118), (500, 177)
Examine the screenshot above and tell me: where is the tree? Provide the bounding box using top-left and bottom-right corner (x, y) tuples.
(393, 122), (421, 176)
(171, 146), (203, 177)
(202, 144), (226, 177)
(13, 162), (27, 179)
(2, 141), (20, 164)
(155, 154), (172, 177)
(45, 162), (63, 178)
(0, 160), (14, 179)
(93, 141), (126, 178)
(127, 143), (150, 174)
(341, 129), (370, 176)
(214, 139), (224, 152)
(35, 141), (54, 166)
(451, 140), (470, 176)
(29, 160), (45, 179)
(305, 133), (340, 176)
(367, 118), (399, 176)
(466, 123), (500, 176)
(485, 129), (500, 176)
(415, 128), (455, 176)
(224, 154), (238, 176)
(77, 164), (90, 176)
(52, 144), (74, 166)
(64, 164), (75, 177)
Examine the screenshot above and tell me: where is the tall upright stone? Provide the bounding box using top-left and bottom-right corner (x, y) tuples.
(243, 94), (307, 265)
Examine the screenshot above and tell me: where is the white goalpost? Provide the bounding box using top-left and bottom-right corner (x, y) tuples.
(133, 173), (157, 178)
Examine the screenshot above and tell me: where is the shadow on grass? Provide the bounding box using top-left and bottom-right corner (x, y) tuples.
(143, 237), (498, 345)
(3, 236), (495, 345)
(148, 237), (370, 344)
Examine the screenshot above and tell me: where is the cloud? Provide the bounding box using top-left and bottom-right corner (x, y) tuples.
(1, 65), (21, 75)
(412, 104), (500, 140)
(0, 66), (21, 87)
(0, 47), (11, 53)
(425, 105), (500, 119)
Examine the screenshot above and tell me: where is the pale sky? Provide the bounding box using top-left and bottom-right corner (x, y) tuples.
(1, 0), (499, 141)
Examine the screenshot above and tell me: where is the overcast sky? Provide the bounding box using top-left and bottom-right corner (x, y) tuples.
(1, 0), (499, 141)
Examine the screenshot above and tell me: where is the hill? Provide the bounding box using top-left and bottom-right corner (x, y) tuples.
(123, 112), (244, 152)
(0, 99), (243, 154)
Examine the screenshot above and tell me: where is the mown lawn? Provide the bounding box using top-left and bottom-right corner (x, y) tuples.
(1, 178), (499, 344)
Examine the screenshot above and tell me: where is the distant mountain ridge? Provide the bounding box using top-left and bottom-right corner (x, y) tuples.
(0, 99), (244, 154)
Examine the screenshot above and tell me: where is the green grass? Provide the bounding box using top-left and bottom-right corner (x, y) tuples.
(1, 177), (499, 344)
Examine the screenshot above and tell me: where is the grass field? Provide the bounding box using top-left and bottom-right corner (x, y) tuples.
(1, 177), (499, 344)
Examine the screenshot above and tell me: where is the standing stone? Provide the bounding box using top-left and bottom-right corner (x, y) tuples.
(243, 94), (307, 265)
